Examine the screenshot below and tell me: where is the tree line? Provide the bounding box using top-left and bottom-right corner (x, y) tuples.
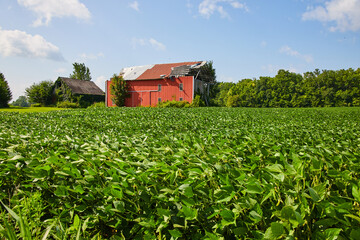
(0, 63), (91, 107)
(211, 68), (360, 107)
(1, 65), (360, 108)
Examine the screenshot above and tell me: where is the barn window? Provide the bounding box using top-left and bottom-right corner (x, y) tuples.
(179, 83), (183, 91)
(180, 97), (183, 101)
(158, 84), (162, 92)
(158, 97), (162, 103)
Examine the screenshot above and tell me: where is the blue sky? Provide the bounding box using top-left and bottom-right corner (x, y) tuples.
(1, 0), (359, 101)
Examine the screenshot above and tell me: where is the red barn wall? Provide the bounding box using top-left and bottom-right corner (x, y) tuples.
(106, 76), (194, 107)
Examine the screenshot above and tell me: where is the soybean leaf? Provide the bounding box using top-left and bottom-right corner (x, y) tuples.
(264, 222), (285, 240)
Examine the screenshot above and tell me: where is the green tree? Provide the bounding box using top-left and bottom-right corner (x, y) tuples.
(70, 62), (91, 81)
(192, 61), (217, 106)
(228, 79), (257, 107)
(0, 72), (12, 108)
(226, 95), (240, 107)
(110, 74), (129, 107)
(197, 61), (216, 83)
(11, 96), (30, 107)
(25, 80), (54, 106)
(212, 82), (235, 106)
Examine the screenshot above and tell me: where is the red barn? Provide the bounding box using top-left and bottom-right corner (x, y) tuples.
(106, 61), (207, 107)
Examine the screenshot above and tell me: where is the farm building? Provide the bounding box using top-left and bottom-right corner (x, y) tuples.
(106, 61), (209, 107)
(54, 77), (105, 106)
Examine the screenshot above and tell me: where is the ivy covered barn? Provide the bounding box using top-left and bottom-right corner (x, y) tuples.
(106, 61), (208, 107)
(54, 77), (105, 106)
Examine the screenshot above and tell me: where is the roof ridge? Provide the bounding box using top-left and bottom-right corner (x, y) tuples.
(124, 61), (203, 69)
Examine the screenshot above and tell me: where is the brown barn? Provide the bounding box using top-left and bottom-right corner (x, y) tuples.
(54, 77), (105, 106)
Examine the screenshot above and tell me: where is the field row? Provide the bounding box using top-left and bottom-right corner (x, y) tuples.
(1, 108), (360, 239)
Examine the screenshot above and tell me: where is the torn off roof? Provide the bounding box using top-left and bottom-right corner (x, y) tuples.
(119, 61), (206, 80)
(120, 64), (155, 80)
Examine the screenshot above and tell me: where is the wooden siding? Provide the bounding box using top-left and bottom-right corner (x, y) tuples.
(106, 76), (194, 107)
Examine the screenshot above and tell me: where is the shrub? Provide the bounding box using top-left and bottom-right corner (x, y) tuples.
(57, 101), (79, 108)
(88, 102), (105, 108)
(31, 103), (42, 107)
(157, 100), (191, 108)
(25, 80), (53, 106)
(191, 95), (205, 107)
(226, 95), (240, 107)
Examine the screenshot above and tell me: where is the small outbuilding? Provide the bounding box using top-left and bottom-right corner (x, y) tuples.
(54, 77), (105, 106)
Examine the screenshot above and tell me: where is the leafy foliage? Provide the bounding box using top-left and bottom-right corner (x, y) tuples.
(196, 61), (216, 83)
(1, 107), (360, 239)
(70, 62), (91, 81)
(57, 101), (80, 108)
(110, 74), (129, 107)
(11, 96), (29, 107)
(213, 68), (360, 107)
(0, 72), (12, 108)
(30, 103), (42, 107)
(25, 80), (54, 106)
(88, 102), (106, 108)
(191, 95), (205, 107)
(211, 82), (235, 106)
(156, 100), (191, 108)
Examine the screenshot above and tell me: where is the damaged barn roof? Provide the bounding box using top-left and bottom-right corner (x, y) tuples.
(119, 61), (206, 80)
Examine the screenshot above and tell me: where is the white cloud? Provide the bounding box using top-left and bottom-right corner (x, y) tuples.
(0, 27), (64, 61)
(280, 45), (300, 57)
(199, 0), (248, 19)
(260, 40), (267, 47)
(80, 52), (104, 61)
(302, 0), (360, 32)
(186, 0), (193, 14)
(262, 64), (300, 75)
(288, 66), (300, 73)
(262, 64), (277, 74)
(280, 45), (313, 63)
(132, 38), (146, 48)
(18, 0), (91, 27)
(219, 75), (235, 82)
(230, 1), (245, 9)
(129, 1), (140, 12)
(132, 38), (166, 51)
(149, 38), (166, 51)
(55, 68), (67, 73)
(95, 76), (106, 91)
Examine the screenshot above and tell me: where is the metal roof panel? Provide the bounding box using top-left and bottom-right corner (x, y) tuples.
(137, 61), (203, 80)
(120, 64), (154, 80)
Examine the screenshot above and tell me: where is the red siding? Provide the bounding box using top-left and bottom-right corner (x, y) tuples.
(106, 76), (194, 107)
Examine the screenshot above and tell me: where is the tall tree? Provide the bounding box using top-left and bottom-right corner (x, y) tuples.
(110, 74), (129, 107)
(0, 72), (12, 108)
(11, 96), (30, 107)
(212, 82), (235, 106)
(25, 80), (54, 106)
(70, 62), (91, 81)
(193, 60), (217, 106)
(197, 61), (216, 83)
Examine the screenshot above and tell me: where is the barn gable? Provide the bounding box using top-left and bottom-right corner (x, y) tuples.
(55, 77), (105, 106)
(56, 77), (105, 96)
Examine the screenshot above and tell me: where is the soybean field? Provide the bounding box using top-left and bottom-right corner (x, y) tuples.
(1, 107), (360, 239)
